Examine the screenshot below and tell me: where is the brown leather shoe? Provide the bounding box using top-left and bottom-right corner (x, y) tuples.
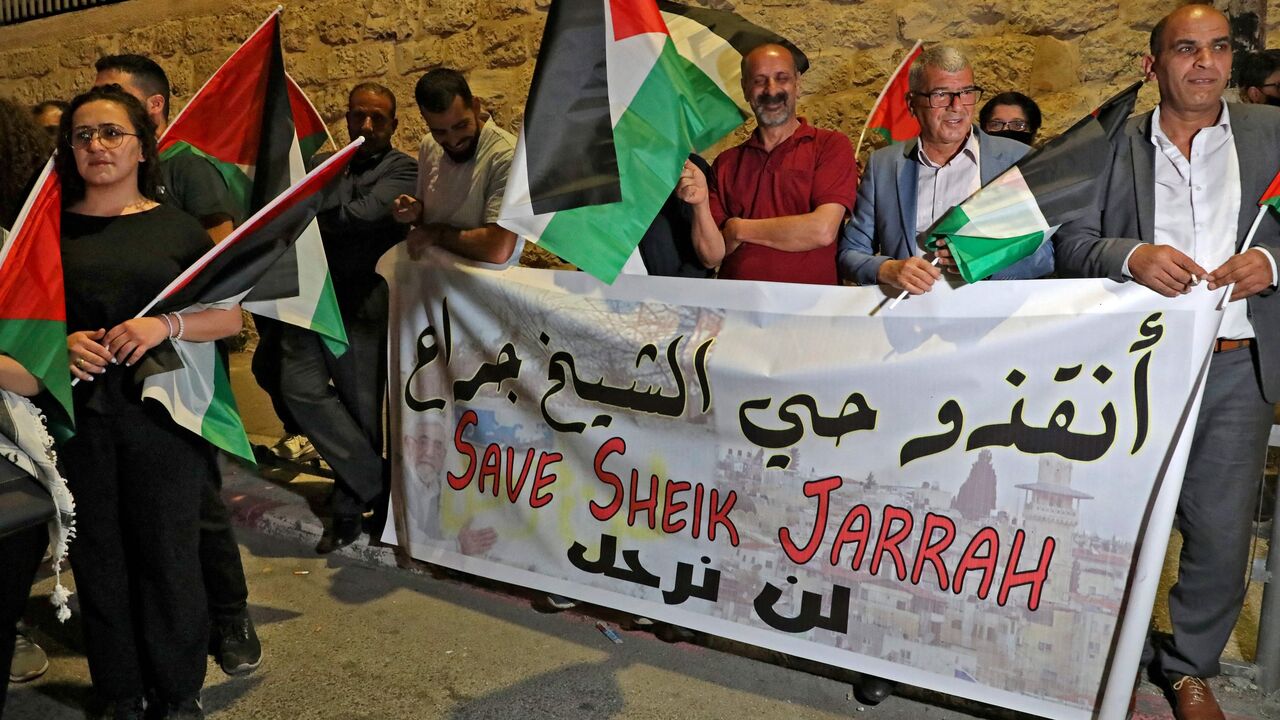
(1170, 676), (1225, 720)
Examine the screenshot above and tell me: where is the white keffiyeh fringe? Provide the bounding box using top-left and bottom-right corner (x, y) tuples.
(0, 389), (75, 621)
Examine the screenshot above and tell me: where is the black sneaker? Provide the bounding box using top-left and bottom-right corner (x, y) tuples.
(315, 514), (362, 554)
(213, 612), (262, 676)
(96, 696), (144, 720)
(164, 697), (204, 720)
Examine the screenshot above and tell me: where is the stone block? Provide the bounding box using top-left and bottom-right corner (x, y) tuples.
(0, 48), (52, 80)
(422, 0), (479, 34)
(122, 20), (184, 59)
(59, 35), (121, 71)
(478, 22), (533, 69)
(954, 36), (1037, 94)
(394, 37), (444, 76)
(1078, 23), (1147, 82)
(896, 2), (1002, 41)
(1118, 0), (1166, 29)
(180, 21), (218, 55)
(828, 5), (900, 50)
(1028, 36), (1080, 92)
(1005, 0), (1116, 37)
(331, 45), (392, 80)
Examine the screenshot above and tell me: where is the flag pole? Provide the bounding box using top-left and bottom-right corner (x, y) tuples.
(884, 256), (940, 310)
(1219, 205), (1269, 303)
(855, 39), (923, 161)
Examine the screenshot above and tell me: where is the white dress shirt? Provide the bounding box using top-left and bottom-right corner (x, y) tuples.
(914, 130), (981, 251)
(1145, 101), (1275, 339)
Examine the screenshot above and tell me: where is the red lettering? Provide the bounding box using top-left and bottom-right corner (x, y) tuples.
(953, 527), (1001, 599)
(662, 480), (691, 534)
(779, 476), (843, 564)
(997, 530), (1055, 611)
(446, 410), (478, 490)
(529, 452), (561, 509)
(708, 488), (739, 546)
(869, 505), (913, 580)
(590, 438), (626, 521)
(691, 483), (704, 539)
(505, 447), (536, 502)
(830, 505), (871, 570)
(628, 471), (660, 529)
(910, 513), (957, 591)
(477, 443), (501, 495)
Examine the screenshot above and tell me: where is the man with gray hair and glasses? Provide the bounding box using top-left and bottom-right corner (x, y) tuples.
(837, 44), (1052, 707)
(838, 44), (1053, 294)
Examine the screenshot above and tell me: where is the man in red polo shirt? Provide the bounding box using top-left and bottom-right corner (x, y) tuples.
(677, 43), (857, 285)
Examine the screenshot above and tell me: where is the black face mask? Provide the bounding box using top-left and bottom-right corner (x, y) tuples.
(989, 129), (1035, 145)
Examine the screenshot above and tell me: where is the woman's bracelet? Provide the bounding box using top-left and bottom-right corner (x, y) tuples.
(160, 313), (174, 338)
(172, 312), (185, 341)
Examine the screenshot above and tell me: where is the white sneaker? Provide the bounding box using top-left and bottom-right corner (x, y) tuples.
(271, 433), (319, 462)
(10, 631), (48, 683)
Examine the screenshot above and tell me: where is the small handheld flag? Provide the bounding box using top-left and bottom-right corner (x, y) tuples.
(856, 40), (924, 158)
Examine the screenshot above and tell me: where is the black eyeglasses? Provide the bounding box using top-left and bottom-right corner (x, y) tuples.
(69, 124), (141, 150)
(915, 87), (985, 108)
(984, 119), (1029, 132)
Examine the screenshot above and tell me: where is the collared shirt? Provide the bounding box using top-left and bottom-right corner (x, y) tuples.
(708, 118), (857, 285)
(1148, 101), (1274, 340)
(914, 130), (981, 249)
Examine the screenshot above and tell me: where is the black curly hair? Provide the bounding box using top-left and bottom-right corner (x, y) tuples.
(54, 84), (159, 207)
(0, 96), (53, 229)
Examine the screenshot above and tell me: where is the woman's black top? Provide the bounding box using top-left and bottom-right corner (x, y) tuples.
(61, 204), (211, 414)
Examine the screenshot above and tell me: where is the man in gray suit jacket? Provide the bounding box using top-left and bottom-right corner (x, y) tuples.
(1056, 6), (1280, 719)
(838, 45), (1054, 292)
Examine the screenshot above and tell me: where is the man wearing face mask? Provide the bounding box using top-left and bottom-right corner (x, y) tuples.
(1238, 49), (1280, 106)
(838, 44), (1053, 295)
(979, 91), (1042, 145)
(392, 68), (519, 266)
(279, 83), (417, 554)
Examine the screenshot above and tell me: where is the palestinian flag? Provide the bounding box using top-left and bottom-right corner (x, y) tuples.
(857, 40), (923, 153)
(925, 81), (1142, 283)
(136, 140), (363, 461)
(498, 0), (749, 282)
(0, 160), (72, 420)
(158, 8), (346, 354)
(1260, 169), (1280, 212)
(658, 0), (808, 118)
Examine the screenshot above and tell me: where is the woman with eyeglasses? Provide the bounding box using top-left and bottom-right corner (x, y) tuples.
(978, 91), (1043, 146)
(54, 84), (241, 720)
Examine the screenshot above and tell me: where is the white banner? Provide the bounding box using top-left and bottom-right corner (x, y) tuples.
(379, 247), (1222, 720)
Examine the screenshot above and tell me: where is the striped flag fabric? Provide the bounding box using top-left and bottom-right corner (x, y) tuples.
(0, 160), (73, 420)
(498, 0), (752, 283)
(136, 140), (363, 461)
(856, 40), (924, 154)
(925, 81), (1142, 283)
(658, 0), (808, 117)
(158, 8), (347, 355)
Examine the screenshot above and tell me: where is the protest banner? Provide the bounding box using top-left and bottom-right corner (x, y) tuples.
(379, 248), (1221, 720)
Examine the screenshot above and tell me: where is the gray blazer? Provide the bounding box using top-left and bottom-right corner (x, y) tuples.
(838, 127), (1055, 286)
(1054, 103), (1280, 400)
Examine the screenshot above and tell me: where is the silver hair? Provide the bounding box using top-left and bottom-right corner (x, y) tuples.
(908, 45), (972, 93)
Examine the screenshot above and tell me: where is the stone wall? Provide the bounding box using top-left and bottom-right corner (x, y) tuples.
(0, 0), (1275, 159)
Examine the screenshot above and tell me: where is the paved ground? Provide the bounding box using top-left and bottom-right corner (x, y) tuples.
(5, 351), (1280, 719)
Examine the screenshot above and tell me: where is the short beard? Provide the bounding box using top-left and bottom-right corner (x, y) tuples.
(751, 92), (793, 128)
(444, 137), (479, 163)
